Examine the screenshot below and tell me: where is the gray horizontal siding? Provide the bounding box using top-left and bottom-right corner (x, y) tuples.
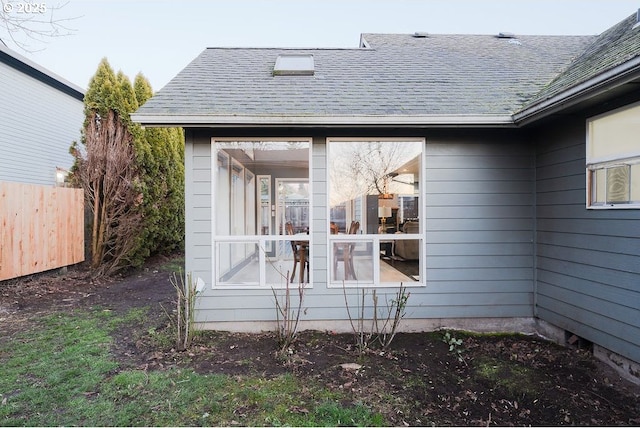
(539, 258), (638, 294)
(538, 244), (639, 275)
(184, 133), (212, 293)
(0, 61), (83, 185)
(537, 218), (635, 237)
(189, 133), (536, 325)
(427, 267), (533, 282)
(424, 140), (534, 317)
(195, 284), (533, 323)
(427, 230), (532, 243)
(536, 301), (639, 364)
(534, 117), (640, 364)
(198, 301), (534, 323)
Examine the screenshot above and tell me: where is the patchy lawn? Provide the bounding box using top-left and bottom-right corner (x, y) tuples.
(1, 255), (639, 426)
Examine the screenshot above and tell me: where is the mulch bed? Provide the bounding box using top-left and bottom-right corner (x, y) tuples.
(2, 256), (639, 426)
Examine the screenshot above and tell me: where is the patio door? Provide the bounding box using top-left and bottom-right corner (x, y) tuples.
(275, 179), (309, 258)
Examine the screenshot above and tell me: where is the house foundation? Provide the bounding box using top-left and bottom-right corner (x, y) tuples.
(536, 319), (640, 386)
(197, 317), (539, 335)
(594, 345), (640, 386)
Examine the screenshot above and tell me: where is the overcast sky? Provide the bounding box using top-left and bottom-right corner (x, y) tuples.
(3, 0), (639, 91)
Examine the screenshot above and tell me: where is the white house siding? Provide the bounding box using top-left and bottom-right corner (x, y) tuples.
(187, 131), (536, 329)
(0, 60), (83, 185)
(534, 116), (640, 364)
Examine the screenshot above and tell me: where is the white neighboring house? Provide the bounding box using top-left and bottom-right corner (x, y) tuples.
(0, 43), (84, 185)
(0, 43), (85, 281)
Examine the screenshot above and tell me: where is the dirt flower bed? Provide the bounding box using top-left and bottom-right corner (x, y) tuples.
(2, 256), (639, 426)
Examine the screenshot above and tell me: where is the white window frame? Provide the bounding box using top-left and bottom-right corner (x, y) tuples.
(326, 137), (426, 288)
(211, 138), (312, 289)
(586, 102), (640, 209)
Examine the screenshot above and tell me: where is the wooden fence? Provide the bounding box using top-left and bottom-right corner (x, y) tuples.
(0, 182), (84, 281)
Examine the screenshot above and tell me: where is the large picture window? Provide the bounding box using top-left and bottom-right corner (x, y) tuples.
(587, 102), (640, 208)
(212, 139), (310, 288)
(327, 139), (425, 287)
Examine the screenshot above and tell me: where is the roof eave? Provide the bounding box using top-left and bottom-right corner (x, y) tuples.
(0, 43), (85, 100)
(130, 114), (516, 128)
(513, 56), (640, 126)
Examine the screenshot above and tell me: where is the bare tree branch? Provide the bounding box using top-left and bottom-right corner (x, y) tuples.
(0, 1), (77, 52)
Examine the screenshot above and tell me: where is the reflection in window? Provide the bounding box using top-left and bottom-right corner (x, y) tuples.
(591, 163), (640, 206)
(328, 139), (424, 286)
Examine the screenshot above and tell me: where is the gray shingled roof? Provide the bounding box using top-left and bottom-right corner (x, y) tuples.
(133, 30), (600, 126)
(519, 12), (640, 114)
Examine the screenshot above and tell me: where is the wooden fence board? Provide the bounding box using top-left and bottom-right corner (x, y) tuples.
(0, 182), (84, 281)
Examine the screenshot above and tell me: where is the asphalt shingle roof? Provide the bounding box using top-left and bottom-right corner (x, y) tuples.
(521, 12), (640, 111)
(133, 14), (640, 126)
(359, 33), (594, 116)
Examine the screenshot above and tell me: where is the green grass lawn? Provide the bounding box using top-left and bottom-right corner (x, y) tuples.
(0, 308), (384, 427)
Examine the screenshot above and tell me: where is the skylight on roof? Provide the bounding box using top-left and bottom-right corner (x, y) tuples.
(273, 54), (314, 76)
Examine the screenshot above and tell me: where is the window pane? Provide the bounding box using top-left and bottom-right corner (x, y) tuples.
(328, 140), (423, 286)
(216, 152), (230, 235)
(588, 103), (640, 162)
(331, 239), (373, 282)
(381, 238), (422, 283)
(216, 242), (259, 285)
(213, 140), (309, 288)
(593, 168), (606, 204)
(328, 140), (422, 233)
(631, 164), (640, 203)
(214, 141), (309, 237)
(262, 239), (308, 286)
(606, 165), (630, 203)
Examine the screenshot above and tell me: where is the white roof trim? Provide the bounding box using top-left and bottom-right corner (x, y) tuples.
(131, 113), (515, 127)
(0, 43), (85, 95)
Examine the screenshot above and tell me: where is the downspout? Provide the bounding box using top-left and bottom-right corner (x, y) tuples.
(532, 138), (539, 319)
(515, 58), (640, 321)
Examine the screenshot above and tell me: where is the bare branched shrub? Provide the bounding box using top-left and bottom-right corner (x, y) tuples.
(167, 271), (200, 351)
(272, 276), (305, 356)
(343, 284), (410, 354)
(343, 287), (375, 355)
(71, 110), (143, 276)
(373, 285), (410, 349)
